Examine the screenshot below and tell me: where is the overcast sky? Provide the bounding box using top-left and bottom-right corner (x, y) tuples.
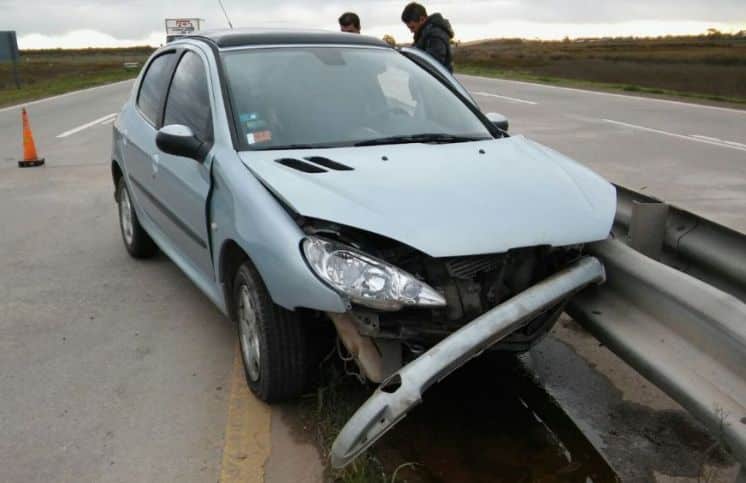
(4, 0), (745, 49)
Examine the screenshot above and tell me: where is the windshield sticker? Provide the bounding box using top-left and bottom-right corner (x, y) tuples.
(240, 112), (269, 133)
(246, 130), (272, 145)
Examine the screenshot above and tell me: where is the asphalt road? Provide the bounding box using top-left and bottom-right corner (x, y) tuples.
(0, 77), (743, 482)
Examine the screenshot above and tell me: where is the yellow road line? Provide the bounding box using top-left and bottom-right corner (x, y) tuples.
(220, 345), (272, 483)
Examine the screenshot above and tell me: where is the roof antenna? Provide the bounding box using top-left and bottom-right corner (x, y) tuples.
(217, 0), (234, 29)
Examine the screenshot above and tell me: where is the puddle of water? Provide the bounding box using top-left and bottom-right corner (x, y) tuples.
(372, 355), (619, 483)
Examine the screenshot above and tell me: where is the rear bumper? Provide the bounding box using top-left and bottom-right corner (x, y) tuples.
(330, 255), (606, 468)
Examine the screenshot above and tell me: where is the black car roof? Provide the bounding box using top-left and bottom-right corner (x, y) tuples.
(188, 28), (390, 49)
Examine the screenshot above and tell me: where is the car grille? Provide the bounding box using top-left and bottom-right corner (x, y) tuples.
(443, 255), (502, 279)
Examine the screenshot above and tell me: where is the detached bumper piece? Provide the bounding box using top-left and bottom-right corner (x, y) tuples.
(330, 256), (606, 468)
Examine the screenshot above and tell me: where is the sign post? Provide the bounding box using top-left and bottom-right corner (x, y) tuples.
(164, 18), (205, 43)
(0, 31), (21, 89)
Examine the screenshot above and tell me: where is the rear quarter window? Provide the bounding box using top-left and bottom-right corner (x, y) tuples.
(137, 52), (177, 126)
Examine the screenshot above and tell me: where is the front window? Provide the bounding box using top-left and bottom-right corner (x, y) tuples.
(222, 46), (493, 150)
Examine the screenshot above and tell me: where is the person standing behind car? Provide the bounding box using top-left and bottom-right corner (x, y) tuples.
(401, 2), (454, 72)
(339, 12), (361, 33)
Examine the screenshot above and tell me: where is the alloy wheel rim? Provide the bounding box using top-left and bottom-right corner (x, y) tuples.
(238, 284), (261, 382)
(120, 187), (134, 246)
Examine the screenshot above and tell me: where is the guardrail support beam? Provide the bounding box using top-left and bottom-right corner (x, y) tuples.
(628, 200), (669, 260)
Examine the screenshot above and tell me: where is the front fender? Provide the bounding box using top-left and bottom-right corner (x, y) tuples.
(210, 151), (347, 313)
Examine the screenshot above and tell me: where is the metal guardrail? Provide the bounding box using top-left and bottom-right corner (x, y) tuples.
(570, 186), (746, 472)
(613, 185), (746, 302)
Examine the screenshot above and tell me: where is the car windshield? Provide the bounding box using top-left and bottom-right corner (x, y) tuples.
(221, 46), (493, 150)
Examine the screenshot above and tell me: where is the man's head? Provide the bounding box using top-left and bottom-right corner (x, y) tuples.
(338, 12), (361, 33)
(401, 2), (428, 34)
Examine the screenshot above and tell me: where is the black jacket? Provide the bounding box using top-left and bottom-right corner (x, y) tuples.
(413, 13), (454, 72)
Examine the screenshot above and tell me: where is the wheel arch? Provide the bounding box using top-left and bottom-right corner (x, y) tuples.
(218, 239), (249, 320)
(111, 160), (124, 201)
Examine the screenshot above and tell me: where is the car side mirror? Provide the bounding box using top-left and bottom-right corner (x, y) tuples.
(486, 112), (509, 132)
(156, 124), (209, 161)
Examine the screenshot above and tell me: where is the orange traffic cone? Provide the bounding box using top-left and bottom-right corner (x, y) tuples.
(18, 108), (45, 168)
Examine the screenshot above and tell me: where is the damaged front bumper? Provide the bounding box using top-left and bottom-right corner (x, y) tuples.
(330, 256), (606, 468)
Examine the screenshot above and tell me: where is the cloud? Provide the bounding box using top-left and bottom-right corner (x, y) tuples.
(19, 30), (165, 49)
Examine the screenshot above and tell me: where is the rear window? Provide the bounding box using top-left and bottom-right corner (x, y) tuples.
(137, 52), (177, 126)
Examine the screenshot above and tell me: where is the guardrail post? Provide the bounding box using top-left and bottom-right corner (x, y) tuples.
(628, 200), (669, 260)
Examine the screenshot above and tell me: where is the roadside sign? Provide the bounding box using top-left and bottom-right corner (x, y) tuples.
(0, 31), (20, 62)
(0, 31), (21, 89)
(165, 18), (204, 42)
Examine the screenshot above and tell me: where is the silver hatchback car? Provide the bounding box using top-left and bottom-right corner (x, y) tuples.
(112, 28), (614, 461)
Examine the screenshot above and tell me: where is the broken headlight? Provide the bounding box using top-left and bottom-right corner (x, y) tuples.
(302, 236), (446, 311)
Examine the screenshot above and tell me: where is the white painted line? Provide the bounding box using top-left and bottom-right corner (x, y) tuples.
(57, 113), (117, 138)
(474, 91), (537, 105)
(459, 74), (746, 115)
(0, 79), (134, 114)
(603, 119), (746, 152)
(691, 135), (746, 149)
(100, 117), (116, 125)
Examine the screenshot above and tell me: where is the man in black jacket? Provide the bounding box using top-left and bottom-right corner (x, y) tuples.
(338, 12), (361, 33)
(401, 2), (454, 72)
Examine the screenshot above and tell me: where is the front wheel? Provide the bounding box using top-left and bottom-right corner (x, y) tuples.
(234, 261), (311, 402)
(116, 177), (157, 258)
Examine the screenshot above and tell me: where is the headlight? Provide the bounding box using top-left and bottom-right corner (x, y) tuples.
(302, 236), (446, 311)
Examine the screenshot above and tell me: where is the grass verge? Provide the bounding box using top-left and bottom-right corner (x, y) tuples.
(0, 69), (138, 108)
(299, 364), (388, 483)
(456, 64), (746, 107)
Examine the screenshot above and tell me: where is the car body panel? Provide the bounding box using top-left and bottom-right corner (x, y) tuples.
(241, 135), (616, 258)
(209, 150), (349, 312)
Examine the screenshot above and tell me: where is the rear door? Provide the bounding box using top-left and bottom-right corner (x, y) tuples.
(124, 50), (179, 226)
(151, 49), (215, 279)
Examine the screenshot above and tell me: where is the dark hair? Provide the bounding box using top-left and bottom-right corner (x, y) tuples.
(338, 12), (361, 30)
(401, 2), (427, 23)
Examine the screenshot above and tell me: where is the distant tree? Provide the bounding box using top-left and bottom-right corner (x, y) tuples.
(706, 28), (722, 37)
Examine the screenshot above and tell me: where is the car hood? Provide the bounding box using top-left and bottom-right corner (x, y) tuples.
(240, 135), (616, 257)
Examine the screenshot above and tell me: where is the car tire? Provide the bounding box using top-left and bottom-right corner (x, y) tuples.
(233, 260), (310, 402)
(117, 177), (157, 259)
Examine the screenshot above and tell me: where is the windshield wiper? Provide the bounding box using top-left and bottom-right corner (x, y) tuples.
(354, 133), (489, 147)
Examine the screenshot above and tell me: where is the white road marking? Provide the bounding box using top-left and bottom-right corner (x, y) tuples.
(57, 113), (117, 138)
(100, 117), (116, 125)
(691, 135), (746, 149)
(0, 79), (134, 114)
(603, 119), (746, 152)
(473, 91), (537, 105)
(460, 75), (746, 115)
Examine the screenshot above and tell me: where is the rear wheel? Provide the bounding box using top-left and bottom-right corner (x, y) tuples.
(233, 260), (311, 402)
(117, 177), (157, 258)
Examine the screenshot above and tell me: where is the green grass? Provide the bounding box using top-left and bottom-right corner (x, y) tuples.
(0, 47), (153, 108)
(0, 68), (139, 108)
(456, 64), (746, 106)
(302, 367), (388, 483)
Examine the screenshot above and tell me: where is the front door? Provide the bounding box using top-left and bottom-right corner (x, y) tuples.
(152, 49), (215, 279)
